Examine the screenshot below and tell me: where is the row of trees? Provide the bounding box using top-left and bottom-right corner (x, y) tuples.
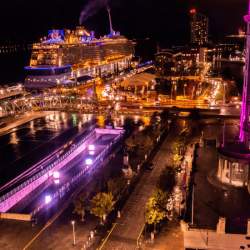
(145, 166), (177, 235)
(73, 192), (115, 224)
(73, 175), (128, 224)
(145, 123), (193, 236)
(73, 112), (169, 225)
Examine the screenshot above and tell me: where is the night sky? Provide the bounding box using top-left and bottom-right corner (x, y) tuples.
(0, 0), (247, 45)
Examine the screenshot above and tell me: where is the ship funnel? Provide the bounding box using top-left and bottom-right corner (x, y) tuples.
(107, 7), (114, 35)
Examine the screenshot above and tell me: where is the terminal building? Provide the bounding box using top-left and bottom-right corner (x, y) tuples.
(155, 47), (206, 77)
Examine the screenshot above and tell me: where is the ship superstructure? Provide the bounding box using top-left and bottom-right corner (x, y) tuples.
(25, 25), (134, 88)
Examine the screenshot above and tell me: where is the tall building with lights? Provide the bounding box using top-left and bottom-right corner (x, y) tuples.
(190, 9), (208, 46)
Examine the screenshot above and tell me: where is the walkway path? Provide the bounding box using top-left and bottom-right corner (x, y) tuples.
(100, 125), (182, 250)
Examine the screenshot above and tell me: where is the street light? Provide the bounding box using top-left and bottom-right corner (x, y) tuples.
(53, 171), (60, 184)
(191, 183), (195, 225)
(71, 220), (76, 246)
(85, 158), (93, 165)
(53, 171), (60, 179)
(89, 151), (95, 156)
(184, 83), (187, 97)
(88, 144), (95, 151)
(223, 82), (227, 105)
(45, 195), (52, 204)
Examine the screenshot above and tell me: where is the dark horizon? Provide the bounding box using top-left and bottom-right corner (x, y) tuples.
(0, 0), (247, 46)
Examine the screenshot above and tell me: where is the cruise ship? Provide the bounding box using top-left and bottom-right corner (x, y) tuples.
(25, 13), (134, 89)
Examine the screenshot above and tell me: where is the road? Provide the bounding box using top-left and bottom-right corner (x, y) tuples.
(100, 123), (182, 250)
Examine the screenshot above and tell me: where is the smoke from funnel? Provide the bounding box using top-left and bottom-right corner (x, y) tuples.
(79, 0), (110, 25)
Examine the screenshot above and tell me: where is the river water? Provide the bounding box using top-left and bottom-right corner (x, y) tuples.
(0, 112), (93, 186)
(0, 111), (151, 187)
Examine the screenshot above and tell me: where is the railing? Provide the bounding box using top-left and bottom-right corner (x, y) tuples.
(31, 130), (124, 216)
(0, 126), (96, 212)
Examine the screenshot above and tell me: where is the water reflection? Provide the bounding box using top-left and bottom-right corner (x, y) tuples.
(10, 131), (18, 144)
(97, 115), (105, 127)
(0, 111), (151, 186)
(134, 115), (140, 124)
(0, 112), (93, 176)
(30, 120), (35, 134)
(142, 116), (150, 126)
(97, 113), (152, 129)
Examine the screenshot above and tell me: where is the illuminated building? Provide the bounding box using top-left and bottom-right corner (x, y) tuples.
(25, 14), (134, 89)
(190, 8), (208, 46)
(155, 50), (176, 76)
(155, 47), (203, 77)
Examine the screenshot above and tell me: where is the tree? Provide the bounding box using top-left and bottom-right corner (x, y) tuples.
(153, 189), (170, 212)
(171, 141), (182, 155)
(145, 190), (168, 232)
(90, 192), (115, 224)
(137, 133), (153, 151)
(107, 177), (127, 199)
(158, 167), (176, 193)
(125, 135), (137, 151)
(173, 153), (182, 168)
(73, 196), (87, 222)
(150, 112), (161, 130)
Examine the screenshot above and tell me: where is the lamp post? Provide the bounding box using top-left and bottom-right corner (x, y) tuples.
(184, 83), (187, 97)
(191, 183), (195, 225)
(71, 220), (76, 246)
(223, 82), (226, 105)
(222, 120), (226, 147)
(171, 81), (176, 104)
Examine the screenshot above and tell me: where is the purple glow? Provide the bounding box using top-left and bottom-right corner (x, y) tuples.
(53, 171), (60, 179)
(24, 65), (71, 71)
(88, 145), (95, 151)
(85, 158), (93, 165)
(54, 179), (60, 185)
(0, 128), (124, 213)
(45, 195), (52, 204)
